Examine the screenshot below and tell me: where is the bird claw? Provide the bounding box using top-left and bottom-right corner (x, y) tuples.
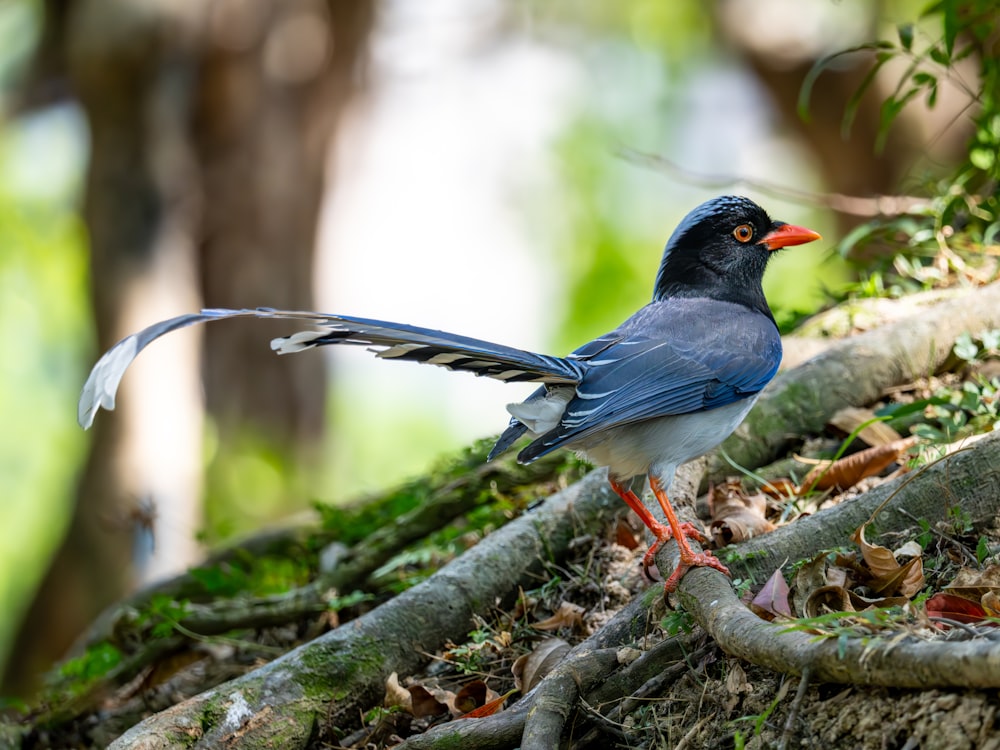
(640, 521), (709, 577)
(662, 551), (731, 594)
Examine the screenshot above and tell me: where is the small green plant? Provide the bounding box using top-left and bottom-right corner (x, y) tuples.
(136, 595), (193, 639)
(445, 618), (511, 675)
(947, 505), (975, 535)
(661, 608), (694, 636)
(328, 590), (375, 612)
(728, 684), (786, 741)
(56, 642), (123, 685)
(915, 517), (934, 549)
(976, 535), (991, 564)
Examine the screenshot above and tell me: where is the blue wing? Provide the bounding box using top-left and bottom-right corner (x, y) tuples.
(515, 296), (781, 462)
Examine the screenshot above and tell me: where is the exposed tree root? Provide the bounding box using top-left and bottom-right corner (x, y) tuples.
(712, 282), (1000, 481)
(105, 471), (622, 749)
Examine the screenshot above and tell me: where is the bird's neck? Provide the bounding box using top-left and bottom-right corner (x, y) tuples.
(653, 277), (775, 324)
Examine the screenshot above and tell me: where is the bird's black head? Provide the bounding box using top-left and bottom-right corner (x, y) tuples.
(652, 196), (820, 315)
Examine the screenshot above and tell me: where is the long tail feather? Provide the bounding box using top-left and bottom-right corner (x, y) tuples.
(79, 307), (583, 429)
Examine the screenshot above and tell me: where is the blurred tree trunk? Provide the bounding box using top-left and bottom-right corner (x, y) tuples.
(2, 0), (374, 698)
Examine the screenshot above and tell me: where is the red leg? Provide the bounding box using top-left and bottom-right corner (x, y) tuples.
(608, 478), (706, 574)
(648, 475), (730, 592)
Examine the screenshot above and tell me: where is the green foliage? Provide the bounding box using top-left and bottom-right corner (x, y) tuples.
(315, 437), (500, 544)
(883, 329), (1000, 443)
(976, 535), (991, 564)
(188, 552), (315, 599)
(661, 608), (694, 636)
(804, 1), (1000, 284)
(948, 504), (975, 535)
(55, 642), (122, 686)
(728, 683), (785, 742)
(328, 590), (375, 612)
(779, 605), (918, 657)
(136, 595), (193, 639)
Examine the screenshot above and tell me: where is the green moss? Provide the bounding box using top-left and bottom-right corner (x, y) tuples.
(295, 637), (386, 703)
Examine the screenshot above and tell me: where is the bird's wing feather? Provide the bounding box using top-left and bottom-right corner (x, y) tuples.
(78, 307), (584, 429)
(487, 329), (629, 460)
(517, 298), (780, 462)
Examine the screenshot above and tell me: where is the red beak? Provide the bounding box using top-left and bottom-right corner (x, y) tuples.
(759, 223), (822, 251)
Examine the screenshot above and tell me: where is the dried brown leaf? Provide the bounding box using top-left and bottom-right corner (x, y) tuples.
(945, 564), (1000, 600)
(725, 661), (751, 695)
(407, 684), (448, 718)
(614, 519), (640, 550)
(453, 680), (489, 715)
(982, 591), (1000, 616)
(459, 689), (518, 719)
(532, 601), (585, 632)
(847, 591), (910, 611)
(383, 672), (411, 712)
(710, 511), (776, 546)
(851, 524), (902, 579)
(511, 638), (570, 693)
(804, 585), (855, 618)
(791, 554), (832, 617)
(868, 555), (924, 598)
(801, 437), (917, 493)
(827, 407), (903, 447)
(759, 477), (798, 499)
(709, 479), (774, 545)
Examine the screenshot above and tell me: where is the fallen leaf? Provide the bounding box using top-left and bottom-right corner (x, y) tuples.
(458, 689), (518, 719)
(827, 407), (903, 447)
(801, 437), (917, 493)
(512, 638), (570, 693)
(614, 519), (640, 550)
(869, 555), (924, 598)
(708, 479), (775, 545)
(725, 661), (751, 695)
(407, 684), (448, 718)
(750, 568), (792, 620)
(804, 585), (854, 617)
(851, 524), (903, 579)
(982, 591), (1000, 616)
(847, 592), (909, 611)
(893, 541), (924, 560)
(453, 680), (489, 715)
(759, 477), (798, 499)
(790, 554), (833, 617)
(617, 647), (642, 666)
(383, 672), (411, 712)
(532, 601), (585, 632)
(710, 512), (776, 546)
(944, 564), (1000, 600)
(925, 593), (990, 624)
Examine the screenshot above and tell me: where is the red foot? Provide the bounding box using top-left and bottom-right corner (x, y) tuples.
(639, 521), (707, 573)
(648, 475), (730, 593)
(662, 550), (731, 593)
(608, 477), (728, 591)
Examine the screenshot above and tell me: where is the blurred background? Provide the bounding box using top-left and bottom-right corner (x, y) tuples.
(0, 0), (978, 696)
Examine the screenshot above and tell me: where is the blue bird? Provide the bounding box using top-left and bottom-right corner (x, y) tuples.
(79, 195), (820, 592)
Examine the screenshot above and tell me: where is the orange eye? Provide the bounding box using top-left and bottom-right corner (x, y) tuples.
(733, 224), (753, 243)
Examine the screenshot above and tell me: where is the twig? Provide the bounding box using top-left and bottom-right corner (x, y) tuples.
(618, 147), (930, 218)
(777, 666), (812, 750)
(674, 716), (710, 750)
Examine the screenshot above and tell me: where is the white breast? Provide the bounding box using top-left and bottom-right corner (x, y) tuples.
(569, 397), (758, 485)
